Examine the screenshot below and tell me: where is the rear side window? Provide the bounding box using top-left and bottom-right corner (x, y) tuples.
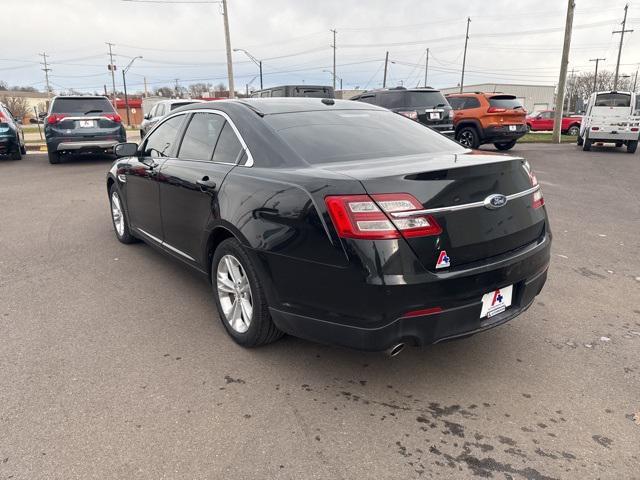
(270, 88), (285, 97)
(488, 96), (523, 110)
(212, 122), (243, 164)
(170, 102), (196, 111)
(144, 114), (185, 158)
(358, 95), (377, 104)
(266, 109), (463, 164)
(594, 93), (631, 107)
(50, 97), (114, 114)
(178, 113), (225, 160)
(156, 103), (166, 116)
(463, 97), (481, 109)
(292, 87), (333, 98)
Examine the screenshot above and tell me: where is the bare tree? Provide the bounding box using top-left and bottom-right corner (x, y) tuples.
(567, 70), (633, 111)
(154, 86), (174, 98)
(1, 95), (30, 120)
(188, 82), (212, 98)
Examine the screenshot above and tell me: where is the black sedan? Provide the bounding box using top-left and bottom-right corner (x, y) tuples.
(106, 98), (551, 354)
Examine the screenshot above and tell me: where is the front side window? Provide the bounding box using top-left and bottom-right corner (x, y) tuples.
(212, 122), (243, 164)
(266, 109), (464, 164)
(144, 114), (185, 158)
(178, 113), (225, 160)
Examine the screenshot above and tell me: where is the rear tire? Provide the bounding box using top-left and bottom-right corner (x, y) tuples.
(627, 140), (638, 154)
(494, 140), (517, 151)
(456, 126), (480, 149)
(10, 147), (22, 160)
(567, 124), (580, 136)
(19, 144), (26, 155)
(48, 150), (61, 164)
(576, 135), (584, 146)
(212, 238), (283, 348)
(582, 133), (592, 151)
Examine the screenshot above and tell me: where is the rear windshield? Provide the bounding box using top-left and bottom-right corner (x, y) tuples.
(379, 91), (447, 109)
(488, 96), (523, 110)
(594, 93), (631, 107)
(292, 87), (333, 98)
(170, 102), (197, 111)
(265, 109), (464, 164)
(51, 97), (114, 114)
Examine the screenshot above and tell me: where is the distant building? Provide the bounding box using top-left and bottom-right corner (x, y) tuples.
(336, 89), (365, 100)
(0, 90), (50, 122)
(439, 83), (555, 113)
(114, 98), (143, 126)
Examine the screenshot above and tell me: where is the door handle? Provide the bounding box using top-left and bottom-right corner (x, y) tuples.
(197, 176), (217, 191)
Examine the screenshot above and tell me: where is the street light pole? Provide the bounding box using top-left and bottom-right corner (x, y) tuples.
(234, 48), (263, 90)
(122, 56), (142, 127)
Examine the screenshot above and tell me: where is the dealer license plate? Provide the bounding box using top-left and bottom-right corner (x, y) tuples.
(79, 120), (95, 128)
(480, 285), (513, 318)
(429, 112), (440, 120)
(508, 125), (517, 131)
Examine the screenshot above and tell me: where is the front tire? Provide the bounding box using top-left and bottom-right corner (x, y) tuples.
(212, 238), (283, 347)
(628, 140), (638, 154)
(456, 126), (480, 149)
(494, 140), (517, 151)
(109, 184), (137, 244)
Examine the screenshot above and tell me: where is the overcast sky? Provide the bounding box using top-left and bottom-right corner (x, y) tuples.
(1, 0), (638, 94)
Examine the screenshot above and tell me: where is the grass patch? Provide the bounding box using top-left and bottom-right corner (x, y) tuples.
(519, 133), (577, 144)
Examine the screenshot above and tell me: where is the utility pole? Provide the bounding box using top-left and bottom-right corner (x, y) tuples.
(424, 48), (430, 88)
(39, 53), (52, 101)
(460, 17), (471, 93)
(143, 76), (148, 98)
(221, 0), (235, 98)
(174, 78), (180, 98)
(552, 0), (575, 143)
(633, 65), (639, 91)
(589, 58), (605, 92)
(613, 4), (633, 90)
(567, 68), (575, 111)
(106, 42), (117, 106)
(330, 29), (337, 91)
(383, 51), (389, 88)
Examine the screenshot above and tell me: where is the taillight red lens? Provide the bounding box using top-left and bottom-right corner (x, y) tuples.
(401, 307), (442, 318)
(591, 126), (599, 131)
(104, 113), (121, 123)
(398, 110), (418, 121)
(529, 172), (544, 209)
(47, 114), (66, 124)
(487, 107), (507, 113)
(325, 193), (442, 240)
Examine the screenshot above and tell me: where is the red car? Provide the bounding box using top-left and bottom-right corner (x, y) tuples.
(526, 110), (581, 135)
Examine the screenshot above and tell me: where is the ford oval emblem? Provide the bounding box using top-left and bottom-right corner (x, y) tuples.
(484, 194), (508, 210)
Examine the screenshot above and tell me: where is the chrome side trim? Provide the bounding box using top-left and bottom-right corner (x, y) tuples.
(142, 107), (255, 167)
(390, 185), (541, 217)
(136, 228), (196, 262)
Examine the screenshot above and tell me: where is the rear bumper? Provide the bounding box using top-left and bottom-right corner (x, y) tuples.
(56, 140), (120, 151)
(0, 135), (19, 155)
(588, 130), (639, 141)
(426, 123), (455, 137)
(483, 124), (527, 143)
(264, 231), (551, 351)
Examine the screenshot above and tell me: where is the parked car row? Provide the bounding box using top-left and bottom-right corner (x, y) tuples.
(0, 102), (26, 160)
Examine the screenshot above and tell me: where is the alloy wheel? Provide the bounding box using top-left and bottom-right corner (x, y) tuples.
(459, 130), (473, 147)
(216, 254), (253, 333)
(111, 192), (125, 237)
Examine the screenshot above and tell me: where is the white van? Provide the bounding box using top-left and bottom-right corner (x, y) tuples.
(578, 91), (639, 153)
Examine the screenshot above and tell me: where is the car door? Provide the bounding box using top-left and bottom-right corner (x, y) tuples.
(159, 111), (244, 266)
(125, 113), (186, 243)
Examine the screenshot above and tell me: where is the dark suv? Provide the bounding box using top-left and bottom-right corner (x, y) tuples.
(45, 96), (126, 164)
(351, 87), (454, 136)
(0, 102), (26, 160)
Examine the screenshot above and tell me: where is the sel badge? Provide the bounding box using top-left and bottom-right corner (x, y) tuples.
(435, 250), (450, 269)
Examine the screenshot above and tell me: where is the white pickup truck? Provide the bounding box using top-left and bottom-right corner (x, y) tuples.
(578, 91), (640, 153)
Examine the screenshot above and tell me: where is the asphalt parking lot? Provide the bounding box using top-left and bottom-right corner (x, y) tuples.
(1, 144), (639, 479)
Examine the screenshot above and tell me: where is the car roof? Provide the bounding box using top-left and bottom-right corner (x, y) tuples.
(51, 95), (109, 100)
(161, 99), (205, 104)
(219, 98), (386, 115)
(364, 87), (441, 94)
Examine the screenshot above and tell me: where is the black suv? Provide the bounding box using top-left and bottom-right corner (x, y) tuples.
(351, 87), (454, 136)
(0, 102), (26, 160)
(45, 96), (126, 164)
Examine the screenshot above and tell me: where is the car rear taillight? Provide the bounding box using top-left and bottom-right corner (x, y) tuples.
(325, 193), (442, 240)
(398, 110), (418, 121)
(591, 126), (599, 131)
(0, 111), (7, 122)
(487, 107), (507, 113)
(104, 113), (122, 123)
(529, 172), (544, 209)
(47, 114), (66, 124)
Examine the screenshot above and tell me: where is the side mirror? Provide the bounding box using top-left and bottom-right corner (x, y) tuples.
(114, 142), (138, 157)
(536, 115), (542, 119)
(38, 111), (47, 119)
(144, 113), (152, 120)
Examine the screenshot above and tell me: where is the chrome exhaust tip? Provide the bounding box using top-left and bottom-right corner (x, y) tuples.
(386, 343), (405, 357)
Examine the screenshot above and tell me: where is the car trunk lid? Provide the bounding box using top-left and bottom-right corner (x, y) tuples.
(321, 151), (546, 271)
